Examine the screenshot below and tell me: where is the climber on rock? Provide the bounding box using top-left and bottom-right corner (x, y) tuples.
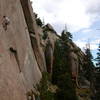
(2, 16), (10, 31)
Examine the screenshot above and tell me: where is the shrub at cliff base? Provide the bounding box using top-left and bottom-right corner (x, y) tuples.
(36, 72), (55, 100)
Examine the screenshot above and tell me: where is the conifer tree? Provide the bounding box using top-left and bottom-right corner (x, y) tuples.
(84, 48), (94, 81)
(94, 44), (100, 100)
(85, 48), (93, 60)
(61, 30), (72, 42)
(95, 44), (100, 67)
(52, 39), (78, 100)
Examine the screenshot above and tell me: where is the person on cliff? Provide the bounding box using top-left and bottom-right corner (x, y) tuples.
(2, 16), (10, 31)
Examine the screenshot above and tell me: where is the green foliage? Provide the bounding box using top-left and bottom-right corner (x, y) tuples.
(43, 25), (56, 33)
(52, 40), (78, 100)
(61, 30), (73, 42)
(85, 48), (93, 60)
(37, 72), (55, 100)
(83, 48), (94, 81)
(94, 72), (100, 100)
(36, 18), (43, 27)
(34, 13), (43, 27)
(95, 44), (100, 67)
(56, 73), (78, 100)
(94, 44), (100, 100)
(52, 40), (70, 84)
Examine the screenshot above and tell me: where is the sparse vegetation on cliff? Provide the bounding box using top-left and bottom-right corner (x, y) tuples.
(34, 13), (43, 27)
(61, 30), (73, 42)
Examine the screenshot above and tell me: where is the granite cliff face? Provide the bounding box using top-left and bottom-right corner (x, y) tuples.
(0, 0), (95, 100)
(0, 0), (42, 99)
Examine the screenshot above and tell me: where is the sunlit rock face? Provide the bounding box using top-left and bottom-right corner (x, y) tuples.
(0, 0), (42, 99)
(44, 26), (58, 73)
(20, 0), (47, 72)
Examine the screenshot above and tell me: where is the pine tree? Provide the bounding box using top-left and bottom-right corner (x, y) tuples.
(84, 48), (94, 81)
(61, 30), (72, 42)
(94, 44), (100, 100)
(83, 47), (95, 98)
(52, 40), (78, 100)
(85, 48), (93, 60)
(95, 44), (100, 67)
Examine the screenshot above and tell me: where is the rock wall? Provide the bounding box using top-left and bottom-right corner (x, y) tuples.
(20, 0), (47, 72)
(0, 0), (42, 100)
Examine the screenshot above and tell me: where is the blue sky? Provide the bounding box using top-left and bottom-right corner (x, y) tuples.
(31, 0), (100, 59)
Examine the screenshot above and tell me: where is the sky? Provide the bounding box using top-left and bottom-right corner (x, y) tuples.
(31, 0), (100, 59)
